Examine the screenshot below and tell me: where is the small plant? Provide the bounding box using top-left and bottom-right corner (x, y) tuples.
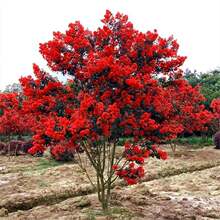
(0, 140), (34, 156)
(7, 140), (25, 155)
(21, 140), (33, 153)
(211, 98), (220, 129)
(50, 144), (75, 161)
(0, 140), (25, 155)
(213, 131), (220, 149)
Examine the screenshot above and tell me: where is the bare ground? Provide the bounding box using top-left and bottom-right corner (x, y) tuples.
(0, 145), (220, 219)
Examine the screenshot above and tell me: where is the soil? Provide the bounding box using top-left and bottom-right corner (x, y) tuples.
(0, 145), (220, 219)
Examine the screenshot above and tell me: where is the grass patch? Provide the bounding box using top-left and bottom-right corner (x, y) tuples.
(85, 207), (133, 219)
(36, 158), (62, 169)
(21, 157), (66, 174)
(171, 136), (213, 148)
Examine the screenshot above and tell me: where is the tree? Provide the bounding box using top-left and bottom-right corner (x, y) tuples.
(185, 68), (220, 108)
(21, 10), (213, 211)
(20, 66), (77, 158)
(185, 69), (220, 135)
(4, 83), (22, 93)
(0, 92), (31, 141)
(211, 98), (220, 129)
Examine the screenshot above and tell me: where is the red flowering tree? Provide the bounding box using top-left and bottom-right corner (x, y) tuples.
(0, 92), (31, 141)
(210, 98), (220, 135)
(158, 79), (213, 153)
(211, 98), (220, 121)
(20, 65), (78, 159)
(20, 10), (213, 210)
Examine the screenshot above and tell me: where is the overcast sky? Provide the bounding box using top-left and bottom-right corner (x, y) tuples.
(0, 0), (220, 90)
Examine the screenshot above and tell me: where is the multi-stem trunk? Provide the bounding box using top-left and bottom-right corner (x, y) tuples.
(81, 140), (117, 211)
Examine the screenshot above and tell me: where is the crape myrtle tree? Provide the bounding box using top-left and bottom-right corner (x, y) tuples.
(0, 92), (36, 155)
(0, 92), (31, 141)
(211, 98), (220, 126)
(184, 69), (220, 135)
(162, 80), (213, 153)
(20, 66), (80, 160)
(21, 10), (213, 210)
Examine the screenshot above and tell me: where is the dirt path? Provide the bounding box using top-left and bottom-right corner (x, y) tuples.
(0, 146), (220, 219)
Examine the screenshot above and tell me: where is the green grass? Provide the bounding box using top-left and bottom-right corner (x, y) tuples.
(35, 158), (63, 169)
(118, 136), (213, 148)
(21, 157), (65, 174)
(85, 207), (133, 219)
(171, 136), (213, 148)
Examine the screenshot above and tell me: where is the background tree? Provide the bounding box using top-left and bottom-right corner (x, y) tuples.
(184, 68), (220, 135)
(184, 68), (220, 108)
(0, 92), (31, 142)
(4, 83), (22, 94)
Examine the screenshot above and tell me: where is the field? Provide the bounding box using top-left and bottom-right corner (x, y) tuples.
(0, 145), (220, 220)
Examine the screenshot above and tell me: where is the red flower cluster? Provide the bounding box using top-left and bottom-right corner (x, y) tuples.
(0, 93), (33, 138)
(124, 142), (150, 164)
(156, 148), (168, 160)
(115, 162), (145, 185)
(50, 144), (75, 161)
(113, 142), (167, 184)
(126, 77), (143, 89)
(211, 98), (220, 119)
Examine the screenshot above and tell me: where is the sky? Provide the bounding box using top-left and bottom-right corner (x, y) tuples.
(0, 0), (220, 90)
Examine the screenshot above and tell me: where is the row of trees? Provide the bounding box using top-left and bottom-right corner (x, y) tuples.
(185, 68), (220, 108)
(184, 69), (220, 135)
(0, 10), (220, 210)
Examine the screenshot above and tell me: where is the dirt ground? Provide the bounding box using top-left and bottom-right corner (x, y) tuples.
(0, 145), (220, 219)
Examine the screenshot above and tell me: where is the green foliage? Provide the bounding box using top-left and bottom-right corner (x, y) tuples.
(171, 136), (213, 148)
(117, 137), (132, 146)
(3, 83), (22, 93)
(184, 68), (220, 108)
(36, 158), (63, 169)
(0, 108), (3, 116)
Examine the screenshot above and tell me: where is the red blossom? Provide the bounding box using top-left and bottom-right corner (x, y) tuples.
(157, 149), (168, 160)
(211, 98), (220, 119)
